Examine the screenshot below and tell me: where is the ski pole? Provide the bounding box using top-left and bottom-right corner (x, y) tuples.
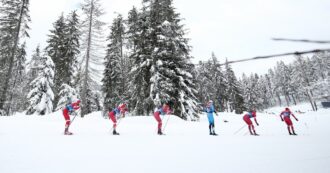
(70, 109), (80, 125)
(233, 124), (246, 135)
(162, 114), (171, 133)
(110, 116), (123, 132)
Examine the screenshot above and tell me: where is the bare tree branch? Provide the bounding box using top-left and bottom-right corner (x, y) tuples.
(220, 48), (330, 66)
(272, 38), (330, 44)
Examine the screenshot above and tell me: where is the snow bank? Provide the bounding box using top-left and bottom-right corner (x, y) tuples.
(0, 105), (330, 173)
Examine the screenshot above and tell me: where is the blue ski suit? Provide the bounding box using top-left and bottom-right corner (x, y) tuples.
(205, 104), (215, 124)
(204, 103), (217, 135)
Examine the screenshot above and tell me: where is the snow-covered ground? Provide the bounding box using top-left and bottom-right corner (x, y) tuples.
(1, 103), (330, 173)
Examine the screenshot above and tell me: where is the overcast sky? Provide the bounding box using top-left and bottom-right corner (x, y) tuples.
(26, 0), (330, 76)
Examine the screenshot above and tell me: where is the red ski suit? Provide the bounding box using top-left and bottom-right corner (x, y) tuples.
(108, 104), (127, 128)
(280, 110), (297, 126)
(243, 111), (259, 135)
(154, 104), (171, 130)
(243, 111), (257, 125)
(62, 101), (80, 127)
(279, 108), (298, 135)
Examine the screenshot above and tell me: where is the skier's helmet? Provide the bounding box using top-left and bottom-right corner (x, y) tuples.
(285, 107), (290, 111)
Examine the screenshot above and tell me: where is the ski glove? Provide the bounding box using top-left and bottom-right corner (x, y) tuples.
(256, 122), (259, 126)
(295, 118), (299, 121)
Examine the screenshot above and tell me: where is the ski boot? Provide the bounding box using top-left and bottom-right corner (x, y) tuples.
(65, 132), (73, 135)
(113, 130), (120, 135)
(212, 132), (218, 136)
(158, 129), (164, 135)
(64, 128), (73, 135)
(253, 131), (259, 136)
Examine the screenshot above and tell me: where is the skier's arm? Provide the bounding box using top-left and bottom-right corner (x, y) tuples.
(254, 118), (259, 126)
(72, 102), (80, 110)
(279, 112), (284, 121)
(160, 109), (166, 116)
(73, 105), (80, 110)
(291, 113), (298, 121)
(214, 110), (219, 116)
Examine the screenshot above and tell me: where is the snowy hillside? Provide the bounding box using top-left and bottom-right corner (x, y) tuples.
(1, 104), (330, 173)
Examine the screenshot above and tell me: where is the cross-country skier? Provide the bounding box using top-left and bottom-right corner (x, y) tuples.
(243, 110), (259, 136)
(279, 107), (299, 135)
(154, 104), (171, 135)
(108, 103), (128, 135)
(204, 100), (218, 136)
(62, 99), (81, 135)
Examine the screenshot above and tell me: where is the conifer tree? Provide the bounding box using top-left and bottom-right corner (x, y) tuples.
(128, 3), (153, 115)
(147, 0), (198, 119)
(224, 59), (244, 113)
(102, 14), (126, 111)
(9, 42), (27, 113)
(56, 84), (78, 111)
(64, 10), (80, 86)
(0, 0), (31, 115)
(79, 0), (105, 116)
(26, 54), (55, 115)
(46, 14), (67, 108)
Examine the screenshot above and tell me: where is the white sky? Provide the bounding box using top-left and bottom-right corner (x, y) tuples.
(26, 0), (330, 76)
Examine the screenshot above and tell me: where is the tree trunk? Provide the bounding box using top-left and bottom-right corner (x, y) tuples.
(291, 94), (297, 105)
(276, 93), (282, 107)
(306, 89), (315, 111)
(0, 0), (27, 115)
(284, 94), (290, 107)
(81, 0), (94, 117)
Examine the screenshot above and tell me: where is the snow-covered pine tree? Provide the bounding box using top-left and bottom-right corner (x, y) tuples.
(264, 71), (276, 106)
(274, 61), (293, 106)
(9, 42), (27, 113)
(55, 83), (78, 111)
(310, 52), (330, 99)
(128, 2), (153, 116)
(47, 12), (80, 111)
(209, 53), (226, 112)
(64, 10), (80, 87)
(292, 55), (317, 111)
(79, 0), (105, 116)
(26, 53), (55, 115)
(268, 67), (283, 106)
(27, 46), (43, 79)
(91, 90), (102, 112)
(224, 59), (245, 113)
(102, 14), (126, 111)
(257, 75), (272, 109)
(148, 0), (198, 119)
(22, 46), (42, 110)
(126, 6), (139, 53)
(195, 61), (212, 105)
(241, 73), (263, 110)
(195, 54), (227, 112)
(0, 0), (30, 115)
(46, 14), (67, 109)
